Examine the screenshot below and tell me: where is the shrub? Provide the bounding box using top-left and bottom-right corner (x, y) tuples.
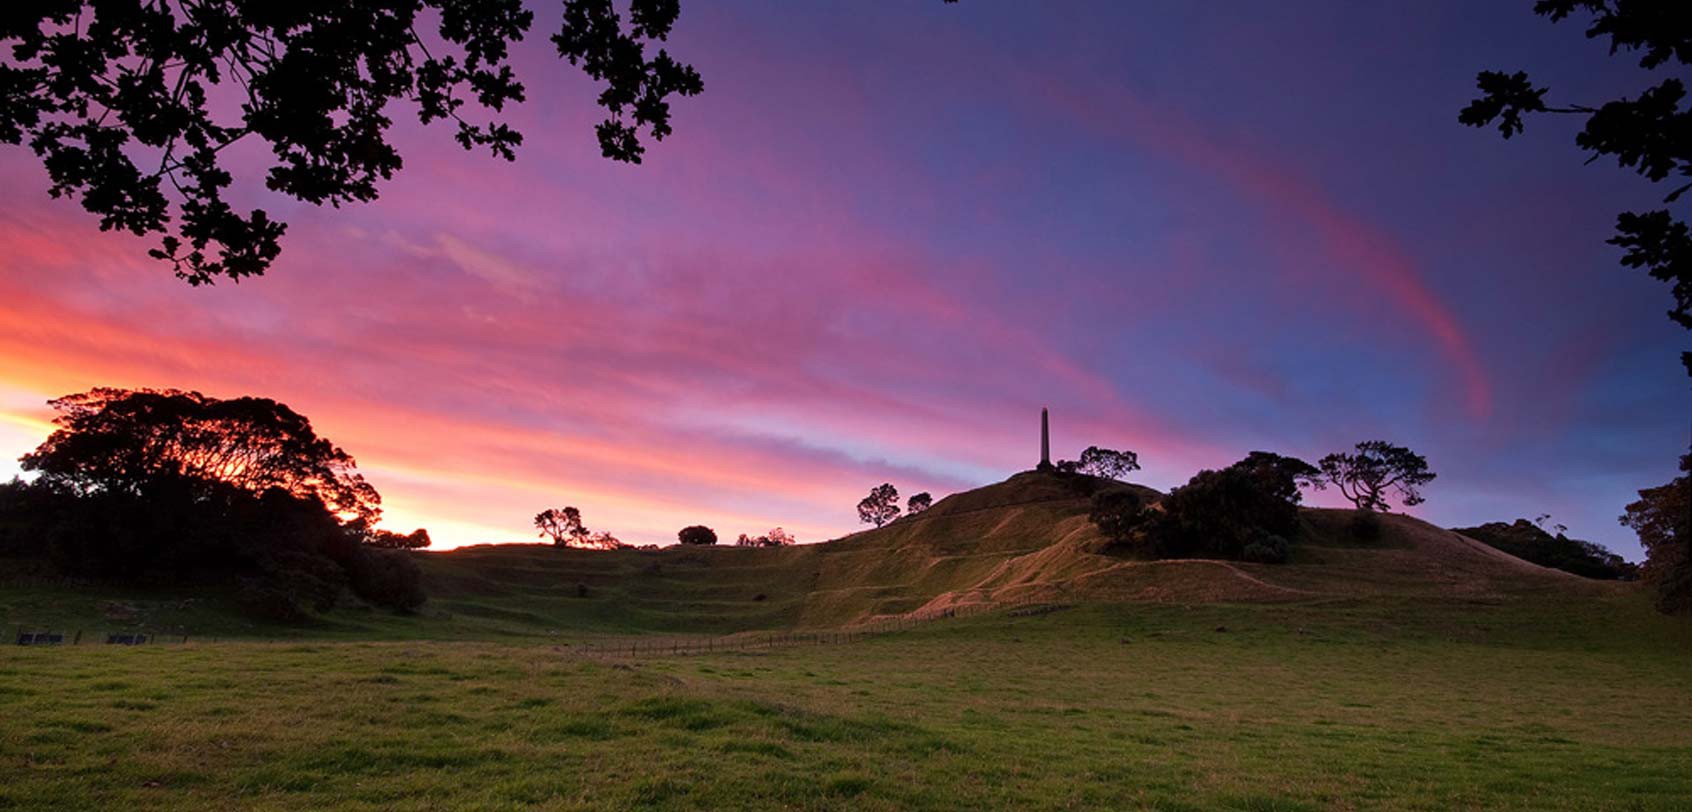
(1240, 531), (1290, 564)
(1088, 490), (1145, 549)
(235, 579), (311, 623)
(677, 525), (717, 546)
(1141, 463), (1302, 562)
(345, 548), (426, 612)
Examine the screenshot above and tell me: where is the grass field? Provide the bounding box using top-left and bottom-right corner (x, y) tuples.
(4, 595), (1690, 811)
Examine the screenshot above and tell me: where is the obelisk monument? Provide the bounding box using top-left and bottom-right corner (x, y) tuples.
(1037, 407), (1054, 471)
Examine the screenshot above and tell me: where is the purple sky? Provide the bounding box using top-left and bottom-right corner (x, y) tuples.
(1, 1), (1685, 555)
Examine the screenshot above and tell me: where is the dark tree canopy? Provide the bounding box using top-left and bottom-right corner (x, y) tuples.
(1, 0), (701, 283)
(676, 524), (716, 546)
(368, 527), (432, 549)
(906, 491), (933, 515)
(1088, 489), (1145, 547)
(22, 387), (379, 526)
(735, 527), (795, 547)
(857, 483), (900, 528)
(1460, 0), (1692, 377)
(1621, 453), (1691, 613)
(1318, 441), (1435, 512)
(1140, 465), (1301, 564)
(535, 506), (587, 546)
(6, 388), (422, 618)
(1229, 451), (1325, 505)
(1454, 518), (1636, 580)
(1076, 446), (1140, 481)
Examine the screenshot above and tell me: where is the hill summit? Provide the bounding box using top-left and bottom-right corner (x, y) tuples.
(422, 470), (1604, 632)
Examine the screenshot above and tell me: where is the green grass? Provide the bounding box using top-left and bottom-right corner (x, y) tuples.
(3, 596), (1689, 810)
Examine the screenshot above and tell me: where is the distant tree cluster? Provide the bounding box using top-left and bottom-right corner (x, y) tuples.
(735, 528), (796, 547)
(0, 388), (426, 621)
(1088, 441), (1435, 564)
(677, 525), (717, 546)
(1622, 453), (1692, 614)
(1454, 518), (1637, 581)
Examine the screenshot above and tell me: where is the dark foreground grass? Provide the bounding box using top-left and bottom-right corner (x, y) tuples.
(2, 598), (1690, 811)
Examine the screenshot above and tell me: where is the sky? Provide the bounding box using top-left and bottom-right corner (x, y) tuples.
(1, 1), (1686, 556)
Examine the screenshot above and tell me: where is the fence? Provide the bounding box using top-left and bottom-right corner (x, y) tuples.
(11, 627), (201, 647)
(8, 598), (1073, 655)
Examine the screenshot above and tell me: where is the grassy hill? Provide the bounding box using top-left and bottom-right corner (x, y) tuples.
(0, 470), (1623, 640)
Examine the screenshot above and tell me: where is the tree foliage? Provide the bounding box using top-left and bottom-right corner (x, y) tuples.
(368, 527), (431, 549)
(1, 0), (701, 283)
(1621, 453), (1692, 613)
(677, 524), (717, 546)
(857, 483), (900, 528)
(5, 389), (424, 618)
(1137, 455), (1308, 564)
(1076, 446), (1140, 481)
(1460, 1), (1692, 377)
(906, 491), (933, 515)
(735, 527), (795, 547)
(1318, 441), (1435, 512)
(535, 506), (587, 546)
(1455, 518), (1637, 580)
(1088, 489), (1145, 547)
(23, 387), (379, 525)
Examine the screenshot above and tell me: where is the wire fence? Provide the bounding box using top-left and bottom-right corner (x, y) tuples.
(8, 597), (1075, 655)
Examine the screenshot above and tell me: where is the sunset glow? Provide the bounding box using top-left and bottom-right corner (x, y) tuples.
(1, 2), (1684, 554)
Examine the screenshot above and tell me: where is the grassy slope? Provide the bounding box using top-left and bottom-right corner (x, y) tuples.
(3, 598), (1690, 811)
(0, 471), (1630, 640)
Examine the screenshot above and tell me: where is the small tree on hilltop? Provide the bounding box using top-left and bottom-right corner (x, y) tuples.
(1318, 442), (1435, 512)
(578, 530), (625, 551)
(1077, 447), (1140, 481)
(857, 483), (901, 528)
(535, 507), (587, 547)
(906, 492), (933, 515)
(677, 525), (717, 546)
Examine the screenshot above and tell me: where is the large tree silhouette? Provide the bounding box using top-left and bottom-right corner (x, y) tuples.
(1, 1), (702, 283)
(22, 387), (379, 525)
(1318, 441), (1435, 513)
(1460, 1), (1692, 378)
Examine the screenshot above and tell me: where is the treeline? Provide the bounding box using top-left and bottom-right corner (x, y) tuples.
(1454, 518), (1637, 581)
(0, 388), (427, 622)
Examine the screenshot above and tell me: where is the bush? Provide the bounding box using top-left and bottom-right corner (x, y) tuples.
(1141, 464), (1301, 562)
(1453, 519), (1637, 580)
(677, 525), (717, 546)
(1240, 531), (1290, 564)
(235, 579), (312, 623)
(1349, 510), (1382, 541)
(345, 548), (426, 612)
(1088, 490), (1145, 548)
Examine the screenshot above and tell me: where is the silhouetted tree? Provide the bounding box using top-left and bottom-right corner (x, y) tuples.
(1461, 1), (1692, 378)
(1077, 446), (1140, 481)
(1318, 442), (1435, 512)
(906, 492), (933, 515)
(1228, 451), (1325, 505)
(1621, 453), (1692, 613)
(1141, 465), (1302, 563)
(1455, 518), (1637, 580)
(1088, 489), (1145, 547)
(10, 388), (423, 616)
(857, 483), (900, 528)
(368, 528), (432, 549)
(677, 525), (717, 546)
(1, 1), (702, 282)
(22, 387), (380, 526)
(1054, 459), (1079, 474)
(736, 527), (796, 547)
(535, 506), (587, 547)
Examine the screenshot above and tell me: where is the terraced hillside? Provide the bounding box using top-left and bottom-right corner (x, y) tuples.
(415, 470), (1610, 636)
